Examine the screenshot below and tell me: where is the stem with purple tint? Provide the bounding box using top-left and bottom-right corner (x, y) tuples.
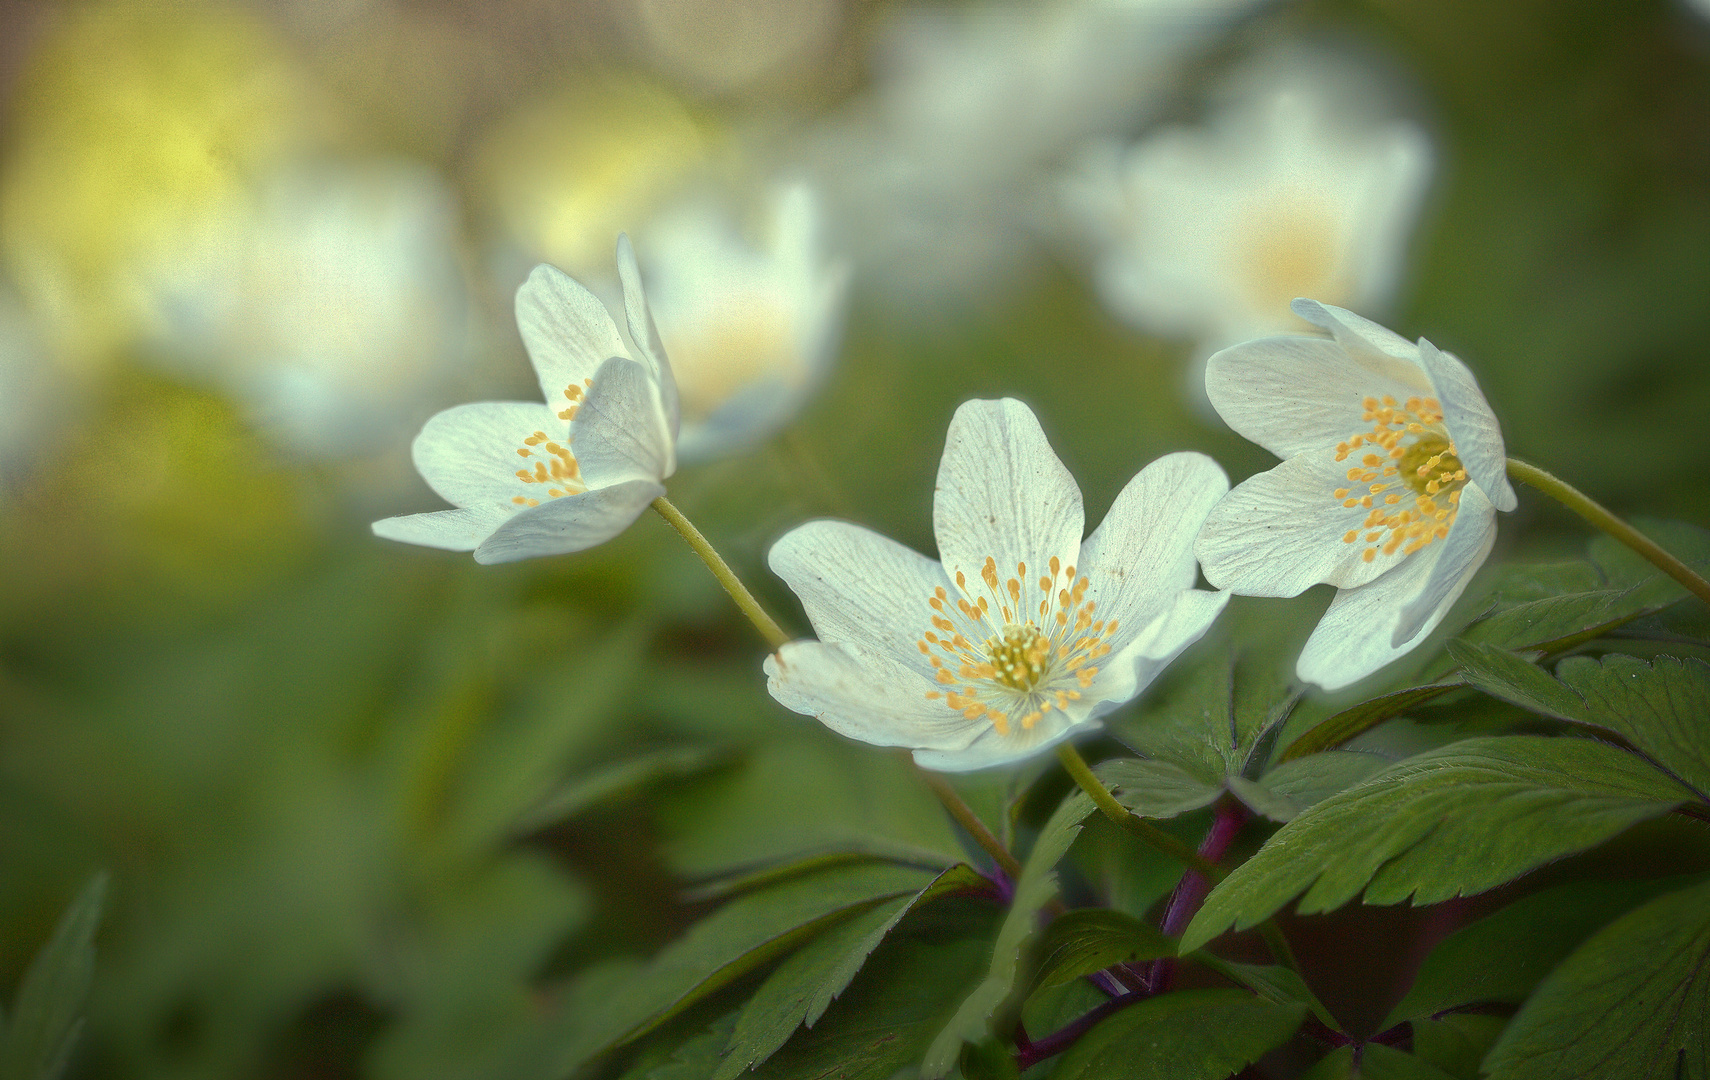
(1015, 990), (1150, 1072)
(1147, 799), (1250, 993)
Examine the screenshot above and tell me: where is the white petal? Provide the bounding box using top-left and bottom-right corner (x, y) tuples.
(616, 234), (680, 441)
(1078, 451), (1228, 648)
(410, 401), (564, 511)
(515, 264), (630, 410)
(1416, 338), (1517, 512)
(372, 507), (504, 551)
(472, 478), (664, 564)
(1195, 449), (1411, 597)
(676, 378), (798, 464)
(1205, 335), (1428, 461)
(1393, 483), (1498, 645)
(1087, 587), (1230, 715)
(1289, 299), (1434, 392)
(572, 355), (675, 486)
(764, 641), (984, 752)
(932, 399), (1084, 607)
(912, 715), (1088, 773)
(1295, 507), (1495, 690)
(768, 519), (948, 675)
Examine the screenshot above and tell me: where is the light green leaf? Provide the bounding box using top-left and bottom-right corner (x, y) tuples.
(1181, 737), (1689, 952)
(1230, 751), (1393, 823)
(2, 872), (107, 1080)
(1097, 758), (1222, 819)
(1484, 877), (1710, 1079)
(1048, 988), (1304, 1080)
(543, 861), (941, 1075)
(1384, 874), (1707, 1026)
(1413, 1014), (1507, 1080)
(921, 791), (1094, 1078)
(1027, 909), (1172, 990)
(713, 863), (987, 1080)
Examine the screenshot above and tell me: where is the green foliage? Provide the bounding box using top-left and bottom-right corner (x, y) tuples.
(1413, 1015), (1508, 1080)
(1024, 909), (1170, 991)
(1047, 989), (1304, 1080)
(920, 792), (1094, 1078)
(1484, 877), (1710, 1079)
(1301, 1044), (1461, 1080)
(1181, 736), (1690, 951)
(1385, 875), (1706, 1026)
(1192, 957), (1338, 1030)
(0, 874), (105, 1080)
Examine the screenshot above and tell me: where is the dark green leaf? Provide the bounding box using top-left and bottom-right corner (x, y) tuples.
(1049, 988), (1304, 1080)
(921, 792), (1095, 1077)
(543, 861), (941, 1075)
(1097, 758), (1221, 819)
(1181, 737), (1689, 952)
(1300, 1044), (1462, 1080)
(1279, 680), (1466, 762)
(619, 1011), (740, 1080)
(1484, 877), (1710, 1079)
(1028, 909), (1171, 990)
(1230, 751), (1393, 823)
(1590, 520), (1710, 598)
(1413, 1014), (1507, 1080)
(1193, 957), (1338, 1030)
(517, 744), (730, 833)
(713, 864), (987, 1080)
(1385, 875), (1707, 1026)
(2, 872), (106, 1080)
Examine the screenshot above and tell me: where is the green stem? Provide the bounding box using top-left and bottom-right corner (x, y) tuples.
(651, 496), (789, 650)
(915, 763), (1026, 882)
(651, 496), (1027, 880)
(1055, 744), (1224, 880)
(1507, 458), (1710, 609)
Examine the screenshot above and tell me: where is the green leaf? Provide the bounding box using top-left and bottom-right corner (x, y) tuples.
(1455, 647), (1710, 802)
(1279, 680), (1467, 762)
(921, 792), (1095, 1078)
(1299, 1044), (1462, 1080)
(1048, 988), (1304, 1080)
(1027, 909), (1172, 990)
(619, 1011), (740, 1080)
(1484, 877), (1710, 1079)
(1229, 751), (1393, 823)
(1181, 737), (1689, 952)
(2, 872), (107, 1080)
(747, 898), (1001, 1080)
(516, 744), (730, 833)
(1097, 758), (1222, 819)
(1413, 1014), (1507, 1080)
(543, 860), (941, 1075)
(1384, 875), (1707, 1026)
(1193, 957), (1339, 1030)
(712, 863), (987, 1080)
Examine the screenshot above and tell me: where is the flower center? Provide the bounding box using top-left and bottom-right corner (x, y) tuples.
(508, 377), (593, 508)
(916, 555), (1119, 737)
(1331, 395), (1468, 565)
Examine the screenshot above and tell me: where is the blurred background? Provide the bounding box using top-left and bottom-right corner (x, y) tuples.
(0, 0), (1707, 1076)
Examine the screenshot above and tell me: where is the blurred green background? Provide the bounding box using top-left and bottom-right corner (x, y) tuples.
(1, 0), (1707, 1077)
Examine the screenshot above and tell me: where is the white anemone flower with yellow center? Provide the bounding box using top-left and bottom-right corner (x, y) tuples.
(372, 237), (679, 562)
(1195, 299), (1517, 690)
(765, 398), (1230, 771)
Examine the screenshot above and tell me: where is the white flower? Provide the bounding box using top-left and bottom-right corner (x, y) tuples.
(765, 398), (1230, 771)
(0, 288), (64, 480)
(1195, 299), (1518, 691)
(1062, 47), (1432, 359)
(636, 183), (849, 462)
(372, 237), (679, 563)
(144, 161), (471, 457)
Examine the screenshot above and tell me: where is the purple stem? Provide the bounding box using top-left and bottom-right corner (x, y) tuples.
(1147, 800), (1249, 993)
(1015, 990), (1149, 1071)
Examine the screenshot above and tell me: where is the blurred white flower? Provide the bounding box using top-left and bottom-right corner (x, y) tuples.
(766, 398), (1229, 771)
(145, 160), (472, 457)
(807, 0), (1268, 305)
(1062, 47), (1433, 370)
(636, 184), (849, 462)
(0, 289), (65, 479)
(373, 239), (679, 564)
(1195, 300), (1516, 691)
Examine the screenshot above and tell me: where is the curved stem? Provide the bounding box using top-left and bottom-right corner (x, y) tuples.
(915, 764), (1025, 882)
(651, 496), (790, 650)
(1507, 458), (1710, 609)
(1055, 744), (1223, 879)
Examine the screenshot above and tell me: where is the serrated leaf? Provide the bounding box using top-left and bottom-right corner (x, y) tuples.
(1484, 877), (1710, 1079)
(543, 861), (941, 1075)
(921, 792), (1095, 1078)
(1413, 1014), (1507, 1080)
(1385, 875), (1708, 1027)
(1193, 957), (1338, 1030)
(1049, 988), (1304, 1080)
(1230, 751), (1392, 823)
(1097, 758), (1222, 819)
(2, 872), (107, 1080)
(1181, 737), (1689, 952)
(747, 899), (1001, 1080)
(1027, 909), (1171, 990)
(712, 863), (986, 1080)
